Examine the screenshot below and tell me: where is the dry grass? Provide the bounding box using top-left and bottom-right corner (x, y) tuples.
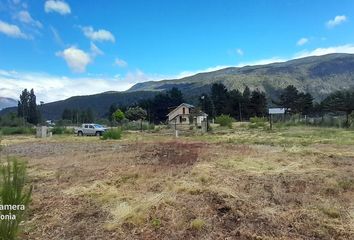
(1, 125), (354, 239)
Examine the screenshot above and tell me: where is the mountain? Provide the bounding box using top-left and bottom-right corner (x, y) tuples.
(0, 91), (158, 120)
(128, 53), (354, 101)
(1, 53), (354, 120)
(0, 97), (17, 110)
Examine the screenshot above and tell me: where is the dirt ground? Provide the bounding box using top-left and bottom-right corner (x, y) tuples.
(1, 126), (354, 239)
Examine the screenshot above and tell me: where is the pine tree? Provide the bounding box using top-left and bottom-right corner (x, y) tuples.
(249, 90), (267, 117)
(211, 83), (228, 116)
(28, 89), (40, 125)
(242, 86), (251, 119)
(17, 89), (40, 125)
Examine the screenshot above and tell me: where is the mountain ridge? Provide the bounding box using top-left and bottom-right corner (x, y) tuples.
(128, 53), (354, 100)
(1, 53), (354, 120)
(0, 97), (17, 110)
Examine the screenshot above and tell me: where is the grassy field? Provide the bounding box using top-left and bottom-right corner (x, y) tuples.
(1, 125), (354, 239)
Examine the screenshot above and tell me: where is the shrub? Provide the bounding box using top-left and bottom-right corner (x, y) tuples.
(249, 117), (267, 129)
(0, 158), (32, 240)
(51, 127), (73, 135)
(51, 127), (64, 135)
(190, 218), (205, 231)
(101, 129), (122, 140)
(0, 127), (35, 135)
(215, 115), (234, 128)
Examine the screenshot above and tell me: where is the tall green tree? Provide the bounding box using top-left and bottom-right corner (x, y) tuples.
(17, 89), (30, 122)
(112, 109), (125, 124)
(225, 89), (243, 120)
(297, 92), (313, 116)
(242, 86), (252, 120)
(125, 106), (147, 121)
(322, 90), (354, 127)
(17, 88), (40, 125)
(211, 83), (228, 116)
(279, 85), (299, 113)
(249, 90), (267, 117)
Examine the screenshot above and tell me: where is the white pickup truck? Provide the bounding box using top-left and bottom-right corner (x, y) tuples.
(74, 123), (108, 136)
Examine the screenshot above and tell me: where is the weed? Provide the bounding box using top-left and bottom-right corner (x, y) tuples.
(151, 218), (161, 229)
(320, 207), (341, 218)
(0, 158), (32, 240)
(337, 179), (354, 191)
(190, 218), (205, 231)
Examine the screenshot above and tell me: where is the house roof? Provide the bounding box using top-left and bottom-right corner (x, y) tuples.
(167, 103), (195, 116)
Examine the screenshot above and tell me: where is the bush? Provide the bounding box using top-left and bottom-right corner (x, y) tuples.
(0, 127), (35, 135)
(215, 115), (234, 128)
(0, 158), (32, 240)
(51, 127), (64, 135)
(51, 127), (73, 135)
(249, 117), (267, 129)
(101, 129), (122, 140)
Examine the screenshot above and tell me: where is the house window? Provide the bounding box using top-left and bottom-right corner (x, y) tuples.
(183, 107), (185, 114)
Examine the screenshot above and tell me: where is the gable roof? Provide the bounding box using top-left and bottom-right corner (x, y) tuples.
(167, 103), (195, 117)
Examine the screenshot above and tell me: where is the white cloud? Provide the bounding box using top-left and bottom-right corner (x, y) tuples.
(114, 58), (128, 68)
(297, 37), (308, 46)
(81, 26), (115, 42)
(326, 15), (347, 28)
(56, 46), (91, 73)
(2, 44), (354, 103)
(15, 10), (42, 28)
(44, 0), (71, 15)
(0, 69), (159, 103)
(294, 44), (354, 58)
(90, 42), (104, 56)
(0, 20), (27, 38)
(236, 48), (244, 56)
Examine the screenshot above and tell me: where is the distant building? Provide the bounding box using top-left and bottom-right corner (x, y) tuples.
(167, 103), (208, 126)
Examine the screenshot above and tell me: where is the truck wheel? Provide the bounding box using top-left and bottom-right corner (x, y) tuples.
(95, 131), (102, 136)
(78, 131), (83, 136)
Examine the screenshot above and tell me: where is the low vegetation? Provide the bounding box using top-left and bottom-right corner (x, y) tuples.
(50, 126), (73, 135)
(101, 129), (122, 140)
(1, 124), (353, 239)
(0, 127), (35, 135)
(0, 158), (32, 240)
(215, 115), (234, 128)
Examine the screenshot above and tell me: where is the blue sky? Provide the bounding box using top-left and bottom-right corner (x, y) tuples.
(0, 0), (354, 102)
